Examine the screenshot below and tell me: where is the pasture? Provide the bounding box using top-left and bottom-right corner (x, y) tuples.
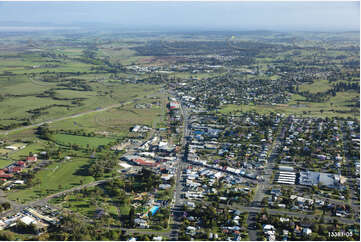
(0, 70), (162, 130)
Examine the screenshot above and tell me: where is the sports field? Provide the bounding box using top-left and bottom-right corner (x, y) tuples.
(52, 133), (115, 148)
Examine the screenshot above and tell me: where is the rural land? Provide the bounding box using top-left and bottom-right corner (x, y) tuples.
(0, 29), (359, 241)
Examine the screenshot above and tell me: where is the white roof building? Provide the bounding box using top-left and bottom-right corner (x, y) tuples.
(20, 216), (36, 226)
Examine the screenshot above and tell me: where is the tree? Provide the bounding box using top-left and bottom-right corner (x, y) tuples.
(1, 202), (11, 210)
(128, 207), (135, 228)
(14, 221), (38, 234)
(0, 231), (15, 241)
(261, 197), (268, 207)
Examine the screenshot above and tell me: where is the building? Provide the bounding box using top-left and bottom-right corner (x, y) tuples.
(299, 171), (343, 188)
(26, 156), (38, 162)
(169, 101), (180, 110)
(278, 166), (294, 172)
(5, 143), (26, 151)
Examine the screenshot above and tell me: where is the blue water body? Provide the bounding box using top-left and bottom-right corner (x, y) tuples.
(150, 206), (159, 216)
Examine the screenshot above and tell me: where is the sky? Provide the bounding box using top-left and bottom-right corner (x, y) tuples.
(0, 1), (359, 31)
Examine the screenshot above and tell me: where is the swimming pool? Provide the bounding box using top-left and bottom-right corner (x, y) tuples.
(149, 206), (159, 216)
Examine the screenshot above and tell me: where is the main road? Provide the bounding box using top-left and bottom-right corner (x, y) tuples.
(169, 97), (190, 241)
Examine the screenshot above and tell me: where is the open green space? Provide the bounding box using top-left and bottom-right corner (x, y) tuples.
(50, 185), (131, 221)
(7, 158), (94, 202)
(49, 101), (163, 133)
(0, 77), (162, 130)
(0, 159), (13, 169)
(220, 91), (359, 119)
(8, 142), (45, 160)
(299, 79), (332, 93)
(52, 133), (115, 148)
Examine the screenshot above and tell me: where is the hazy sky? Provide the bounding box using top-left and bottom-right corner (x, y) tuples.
(0, 1), (359, 31)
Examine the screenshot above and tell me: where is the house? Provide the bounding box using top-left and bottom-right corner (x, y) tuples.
(303, 228), (312, 236)
(169, 101), (180, 110)
(280, 217), (289, 223)
(263, 224), (275, 232)
(186, 226), (196, 236)
(0, 173), (13, 179)
(278, 204), (286, 208)
(8, 166), (22, 173)
(26, 156), (37, 162)
(186, 201), (196, 208)
(294, 225), (302, 235)
(270, 188), (282, 197)
(132, 125), (141, 132)
(159, 184), (171, 190)
(16, 161), (26, 168)
(5, 143), (26, 151)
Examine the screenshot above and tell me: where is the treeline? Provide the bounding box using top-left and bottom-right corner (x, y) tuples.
(331, 82), (359, 92)
(80, 47), (126, 73)
(56, 78), (93, 91)
(26, 104), (73, 120)
(47, 214), (130, 240)
(87, 158), (118, 178)
(124, 168), (161, 193)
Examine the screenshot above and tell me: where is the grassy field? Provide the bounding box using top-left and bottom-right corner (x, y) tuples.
(299, 79), (332, 93)
(0, 42), (163, 130)
(52, 133), (115, 148)
(7, 158), (94, 202)
(0, 78), (161, 129)
(8, 142), (45, 160)
(49, 101), (163, 134)
(0, 158), (13, 169)
(220, 91), (359, 119)
(50, 185), (130, 220)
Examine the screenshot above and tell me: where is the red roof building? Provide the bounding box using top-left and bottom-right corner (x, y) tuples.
(132, 158), (159, 167)
(169, 101), (180, 110)
(0, 174), (13, 178)
(26, 156), (37, 162)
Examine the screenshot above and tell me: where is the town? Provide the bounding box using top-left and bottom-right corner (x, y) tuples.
(0, 2), (359, 241)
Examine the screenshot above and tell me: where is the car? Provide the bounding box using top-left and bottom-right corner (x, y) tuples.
(248, 223), (257, 230)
